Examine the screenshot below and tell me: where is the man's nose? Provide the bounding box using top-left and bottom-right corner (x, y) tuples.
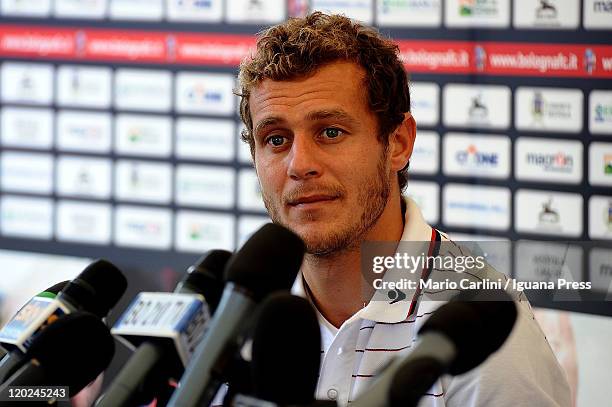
(286, 135), (322, 180)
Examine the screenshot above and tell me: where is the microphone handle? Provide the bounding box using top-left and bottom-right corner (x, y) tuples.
(167, 285), (255, 407)
(95, 342), (164, 407)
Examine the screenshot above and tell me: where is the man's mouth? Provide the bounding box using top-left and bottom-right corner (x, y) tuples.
(287, 194), (339, 206)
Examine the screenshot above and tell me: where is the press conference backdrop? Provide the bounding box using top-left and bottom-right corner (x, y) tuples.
(0, 1), (610, 404)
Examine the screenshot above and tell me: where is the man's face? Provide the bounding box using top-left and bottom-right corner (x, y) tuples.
(249, 61), (394, 256)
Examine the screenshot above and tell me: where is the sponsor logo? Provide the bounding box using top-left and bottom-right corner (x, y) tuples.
(109, 0), (163, 20)
(459, 0), (499, 16)
(311, 0), (374, 23)
(56, 157), (112, 199)
(595, 103), (612, 122)
(115, 69), (172, 112)
(589, 142), (612, 186)
(515, 189), (583, 237)
(115, 161), (173, 204)
(226, 0), (286, 23)
(175, 73), (234, 115)
(381, 0), (440, 13)
(444, 133), (509, 178)
(468, 93), (489, 122)
(115, 206), (172, 249)
(56, 201), (111, 244)
(175, 165), (235, 208)
(594, 0), (612, 11)
(590, 91), (612, 134)
(115, 115), (172, 157)
(188, 85), (222, 102)
(175, 211), (234, 252)
(1, 153), (53, 194)
(527, 152), (573, 173)
(168, 0), (222, 23)
(515, 138), (584, 182)
(443, 184), (510, 230)
(175, 118), (235, 161)
(1, 63), (53, 105)
(57, 66), (111, 108)
(584, 0), (612, 30)
(447, 0), (510, 28)
(537, 196), (561, 230)
(516, 87), (582, 133)
(0, 196), (53, 239)
(531, 91), (572, 121)
(443, 84), (510, 129)
(514, 242), (582, 283)
(535, 0), (558, 19)
(1, 0), (51, 16)
(54, 0), (106, 19)
(57, 111), (111, 153)
(456, 144), (498, 166)
(1, 108), (53, 149)
(514, 0), (580, 29)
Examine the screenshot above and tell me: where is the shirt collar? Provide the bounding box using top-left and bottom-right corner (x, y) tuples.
(291, 196), (433, 324)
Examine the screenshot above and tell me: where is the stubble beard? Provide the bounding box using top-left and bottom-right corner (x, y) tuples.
(260, 149), (392, 257)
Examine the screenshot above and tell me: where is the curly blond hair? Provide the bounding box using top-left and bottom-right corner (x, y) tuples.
(237, 12), (411, 191)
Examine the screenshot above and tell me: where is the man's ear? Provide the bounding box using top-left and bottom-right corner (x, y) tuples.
(389, 112), (416, 172)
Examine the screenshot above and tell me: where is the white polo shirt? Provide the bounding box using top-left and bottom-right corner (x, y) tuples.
(291, 197), (571, 407)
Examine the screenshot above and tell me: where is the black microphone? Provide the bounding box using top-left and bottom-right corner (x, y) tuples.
(0, 260), (126, 385)
(167, 223), (305, 407)
(0, 311), (115, 404)
(351, 289), (517, 407)
(0, 281), (69, 383)
(96, 250), (231, 407)
(250, 293), (321, 405)
(56, 259), (128, 319)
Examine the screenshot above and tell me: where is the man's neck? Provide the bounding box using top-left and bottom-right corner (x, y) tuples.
(301, 195), (406, 328)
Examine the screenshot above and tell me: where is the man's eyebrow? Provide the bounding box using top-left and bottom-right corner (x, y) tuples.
(253, 116), (284, 138)
(305, 109), (358, 124)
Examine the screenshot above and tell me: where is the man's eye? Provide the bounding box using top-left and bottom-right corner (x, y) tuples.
(267, 135), (286, 146)
(323, 128), (342, 139)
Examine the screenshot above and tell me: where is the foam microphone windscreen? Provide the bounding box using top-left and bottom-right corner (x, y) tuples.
(251, 293), (321, 405)
(60, 259), (128, 318)
(418, 289), (517, 375)
(181, 249), (232, 312)
(26, 311), (115, 394)
(224, 223), (305, 301)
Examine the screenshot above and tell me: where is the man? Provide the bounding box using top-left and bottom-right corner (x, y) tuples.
(237, 12), (571, 406)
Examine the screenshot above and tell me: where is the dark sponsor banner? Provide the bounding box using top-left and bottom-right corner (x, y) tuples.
(1, 24), (611, 77)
